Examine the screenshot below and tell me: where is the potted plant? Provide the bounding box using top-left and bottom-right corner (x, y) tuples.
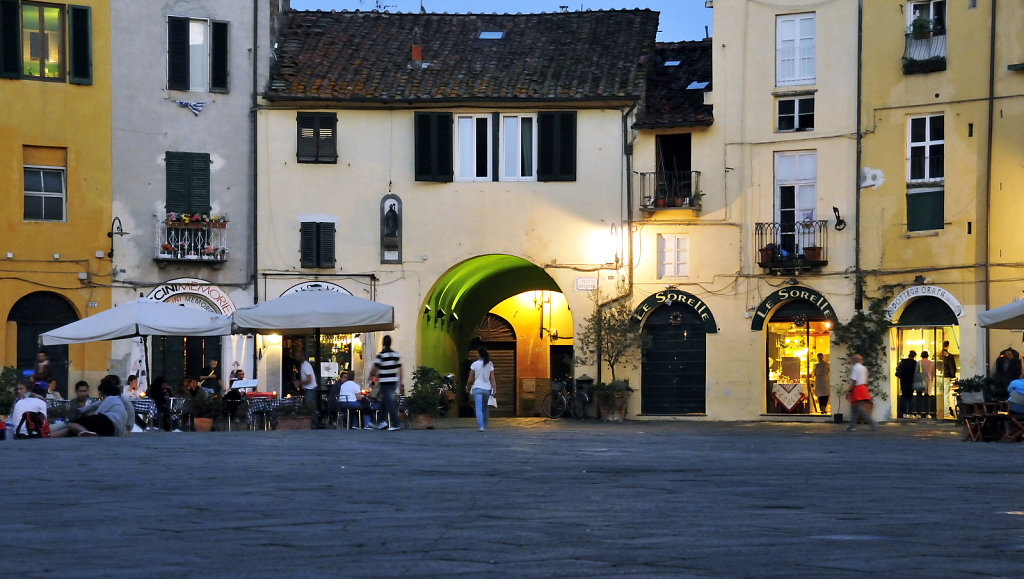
(188, 393), (223, 432)
(689, 190), (704, 208)
(406, 366), (443, 429)
(592, 379), (635, 422)
(275, 395), (314, 430)
(908, 15), (931, 39)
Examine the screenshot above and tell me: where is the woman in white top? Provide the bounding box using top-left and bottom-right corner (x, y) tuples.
(466, 347), (497, 432)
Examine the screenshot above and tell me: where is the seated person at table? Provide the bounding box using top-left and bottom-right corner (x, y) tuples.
(68, 380), (95, 421)
(148, 376), (175, 432)
(51, 381), (126, 437)
(10, 381), (49, 438)
(331, 371), (381, 429)
(1008, 374), (1024, 416)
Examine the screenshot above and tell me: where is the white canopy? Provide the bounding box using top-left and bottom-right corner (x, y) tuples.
(231, 289), (395, 334)
(39, 298), (234, 345)
(978, 300), (1024, 330)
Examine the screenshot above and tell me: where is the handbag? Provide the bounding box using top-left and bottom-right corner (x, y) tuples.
(912, 361), (926, 391)
(487, 395), (497, 408)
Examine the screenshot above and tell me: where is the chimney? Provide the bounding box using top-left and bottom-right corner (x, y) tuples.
(411, 44), (422, 62)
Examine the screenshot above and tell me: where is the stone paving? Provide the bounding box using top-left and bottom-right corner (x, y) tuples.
(4, 418), (1024, 577)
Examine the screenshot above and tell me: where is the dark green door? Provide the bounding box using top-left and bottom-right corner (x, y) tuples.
(641, 304), (707, 414)
(152, 336), (221, 390)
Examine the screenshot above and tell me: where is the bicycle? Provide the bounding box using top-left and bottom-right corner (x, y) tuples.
(541, 378), (589, 419)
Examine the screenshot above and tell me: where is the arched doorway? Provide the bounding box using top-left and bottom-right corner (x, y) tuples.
(887, 288), (963, 419)
(752, 287), (838, 415)
(634, 290), (717, 415)
(8, 292), (78, 397)
(419, 255), (570, 418)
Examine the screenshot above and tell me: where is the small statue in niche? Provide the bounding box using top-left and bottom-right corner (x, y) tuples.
(383, 202), (399, 239)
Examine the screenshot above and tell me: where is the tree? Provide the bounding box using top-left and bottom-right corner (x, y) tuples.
(830, 295), (892, 400)
(575, 286), (650, 382)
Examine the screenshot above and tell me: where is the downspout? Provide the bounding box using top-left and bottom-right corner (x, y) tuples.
(983, 0), (997, 370)
(250, 0), (260, 377)
(854, 0), (864, 310)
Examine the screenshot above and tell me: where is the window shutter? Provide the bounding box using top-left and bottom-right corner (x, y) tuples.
(68, 5), (92, 85)
(165, 153), (188, 213)
(318, 222), (336, 268)
(414, 112), (453, 182)
(538, 112), (576, 182)
(299, 222), (318, 268)
(210, 21), (229, 92)
(318, 114), (338, 162)
(167, 17), (190, 90)
(907, 189), (944, 232)
(297, 114), (318, 162)
(0, 0), (20, 78)
(188, 153), (211, 214)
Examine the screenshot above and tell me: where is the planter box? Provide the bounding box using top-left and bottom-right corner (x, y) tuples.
(758, 248), (775, 264)
(276, 416), (312, 430)
(193, 417), (213, 432)
(803, 246), (823, 262)
(410, 413), (434, 430)
(209, 222), (227, 228)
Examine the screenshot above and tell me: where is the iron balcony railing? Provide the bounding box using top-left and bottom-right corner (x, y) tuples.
(154, 220), (230, 264)
(636, 170), (702, 210)
(903, 30), (946, 74)
(755, 220), (828, 271)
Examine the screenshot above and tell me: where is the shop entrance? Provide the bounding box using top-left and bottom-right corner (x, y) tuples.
(641, 302), (707, 414)
(763, 303), (832, 415)
(891, 296), (960, 419)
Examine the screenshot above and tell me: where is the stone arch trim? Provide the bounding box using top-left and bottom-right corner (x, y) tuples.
(631, 289), (718, 333)
(885, 285), (965, 321)
(750, 286), (837, 331)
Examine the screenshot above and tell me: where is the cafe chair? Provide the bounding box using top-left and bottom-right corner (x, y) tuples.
(334, 395), (364, 430)
(168, 397), (186, 432)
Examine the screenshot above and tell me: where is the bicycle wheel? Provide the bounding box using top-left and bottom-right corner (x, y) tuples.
(570, 392), (588, 420)
(541, 392), (566, 418)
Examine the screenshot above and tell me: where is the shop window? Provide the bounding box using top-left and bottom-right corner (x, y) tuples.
(296, 112), (338, 164)
(776, 13), (815, 87)
(766, 315), (832, 415)
(777, 96), (814, 132)
(23, 145), (66, 221)
(167, 16), (229, 92)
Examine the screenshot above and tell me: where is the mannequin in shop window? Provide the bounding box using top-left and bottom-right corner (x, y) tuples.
(813, 353), (830, 413)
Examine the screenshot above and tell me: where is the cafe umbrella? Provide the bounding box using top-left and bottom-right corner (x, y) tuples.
(38, 298), (234, 383)
(978, 299), (1024, 330)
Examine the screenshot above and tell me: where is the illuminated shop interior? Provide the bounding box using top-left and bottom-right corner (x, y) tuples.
(765, 317), (831, 414)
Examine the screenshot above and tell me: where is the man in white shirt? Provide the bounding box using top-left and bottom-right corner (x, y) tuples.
(295, 351), (320, 428)
(332, 371), (381, 430)
(11, 381), (48, 438)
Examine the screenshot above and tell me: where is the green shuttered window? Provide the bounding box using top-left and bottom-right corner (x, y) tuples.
(906, 189), (944, 232)
(165, 152), (211, 215)
(300, 222), (335, 268)
(296, 113), (338, 163)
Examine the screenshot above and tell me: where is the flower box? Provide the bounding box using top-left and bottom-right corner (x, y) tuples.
(209, 222), (227, 228)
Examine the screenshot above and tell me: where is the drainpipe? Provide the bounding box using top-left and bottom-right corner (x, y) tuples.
(983, 0), (997, 370)
(250, 0), (260, 377)
(854, 0), (864, 310)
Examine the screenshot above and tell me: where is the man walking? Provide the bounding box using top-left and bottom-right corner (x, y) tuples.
(847, 353), (878, 432)
(295, 350), (320, 428)
(371, 335), (403, 431)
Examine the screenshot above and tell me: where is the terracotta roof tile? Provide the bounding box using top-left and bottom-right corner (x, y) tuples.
(634, 40), (714, 128)
(267, 9), (660, 103)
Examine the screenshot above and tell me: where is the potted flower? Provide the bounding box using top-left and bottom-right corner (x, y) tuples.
(201, 245), (216, 259)
(209, 214), (229, 228)
(908, 14), (932, 39)
(592, 380), (635, 422)
(159, 243), (174, 258)
(405, 366), (443, 429)
(188, 393), (223, 432)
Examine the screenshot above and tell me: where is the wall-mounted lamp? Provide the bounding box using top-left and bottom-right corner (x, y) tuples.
(785, 277), (799, 286)
(436, 308), (446, 320)
(423, 305), (432, 316)
(832, 206), (847, 231)
(107, 216), (130, 258)
(663, 299), (674, 307)
(450, 311), (459, 321)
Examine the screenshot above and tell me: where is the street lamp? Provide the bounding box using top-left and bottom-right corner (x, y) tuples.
(107, 216), (130, 258)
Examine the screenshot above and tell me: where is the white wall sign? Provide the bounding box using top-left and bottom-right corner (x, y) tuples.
(281, 281), (352, 296)
(147, 277), (237, 314)
(885, 285), (965, 320)
(575, 277), (598, 291)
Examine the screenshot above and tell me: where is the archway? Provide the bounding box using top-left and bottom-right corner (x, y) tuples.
(419, 255), (570, 417)
(8, 292), (78, 397)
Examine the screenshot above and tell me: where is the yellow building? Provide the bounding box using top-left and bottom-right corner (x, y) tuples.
(0, 1), (111, 395)
(859, 0), (1024, 419)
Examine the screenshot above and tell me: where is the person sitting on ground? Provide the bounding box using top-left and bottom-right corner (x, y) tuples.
(331, 371), (382, 429)
(10, 381), (48, 438)
(46, 378), (63, 401)
(50, 380), (126, 437)
(68, 380), (95, 421)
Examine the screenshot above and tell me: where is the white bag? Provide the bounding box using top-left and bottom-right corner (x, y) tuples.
(487, 395), (497, 408)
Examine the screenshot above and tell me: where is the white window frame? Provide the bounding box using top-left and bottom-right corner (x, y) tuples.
(907, 1), (946, 34)
(499, 114), (537, 181)
(24, 164), (67, 222)
(907, 114), (944, 183)
(776, 13), (816, 87)
(777, 96), (814, 132)
(658, 234), (689, 279)
(455, 114), (492, 181)
(774, 151), (817, 253)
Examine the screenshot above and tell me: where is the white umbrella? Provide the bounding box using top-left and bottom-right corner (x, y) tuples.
(231, 289), (394, 334)
(39, 298), (234, 345)
(978, 300), (1024, 330)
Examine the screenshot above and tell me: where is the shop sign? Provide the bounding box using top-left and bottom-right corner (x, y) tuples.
(750, 286), (837, 331)
(631, 289), (718, 333)
(281, 281), (352, 297)
(147, 277), (236, 315)
(885, 285), (965, 320)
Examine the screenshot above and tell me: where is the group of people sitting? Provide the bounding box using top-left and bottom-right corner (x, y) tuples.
(7, 374), (139, 438)
(327, 370), (393, 430)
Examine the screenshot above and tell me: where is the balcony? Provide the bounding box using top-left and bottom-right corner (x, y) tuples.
(153, 220), (230, 266)
(755, 220), (828, 273)
(902, 30), (946, 75)
(636, 170), (702, 212)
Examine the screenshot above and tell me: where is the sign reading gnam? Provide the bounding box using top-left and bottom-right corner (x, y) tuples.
(281, 281), (352, 296)
(147, 277), (236, 314)
(750, 286), (837, 331)
(885, 285), (965, 320)
(631, 289), (718, 333)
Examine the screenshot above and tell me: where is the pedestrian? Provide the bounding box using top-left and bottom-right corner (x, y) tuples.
(466, 347), (497, 432)
(370, 335), (403, 431)
(293, 350), (321, 428)
(895, 350), (918, 418)
(919, 351), (935, 418)
(939, 340), (957, 417)
(32, 350), (51, 383)
(813, 353), (830, 414)
(847, 353), (878, 432)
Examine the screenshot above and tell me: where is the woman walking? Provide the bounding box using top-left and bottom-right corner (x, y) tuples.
(466, 347), (497, 432)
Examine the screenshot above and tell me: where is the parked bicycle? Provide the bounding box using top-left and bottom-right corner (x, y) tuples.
(541, 378), (589, 419)
(437, 373), (456, 418)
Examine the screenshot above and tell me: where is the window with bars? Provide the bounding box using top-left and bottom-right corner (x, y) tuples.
(296, 112), (338, 164)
